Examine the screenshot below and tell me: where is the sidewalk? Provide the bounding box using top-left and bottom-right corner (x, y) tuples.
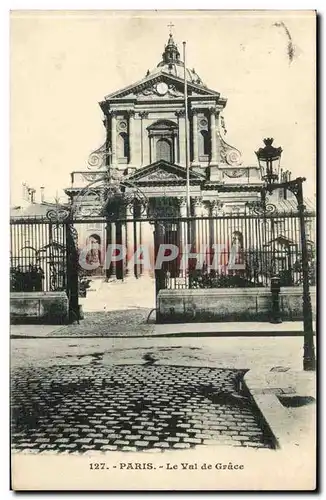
(10, 319), (315, 338)
(245, 368), (316, 451)
(153, 321), (314, 337)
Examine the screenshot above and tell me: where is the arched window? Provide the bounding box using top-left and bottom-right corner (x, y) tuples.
(156, 138), (172, 162)
(117, 132), (129, 159)
(199, 130), (210, 156)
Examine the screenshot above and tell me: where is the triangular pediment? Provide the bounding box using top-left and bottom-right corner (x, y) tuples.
(264, 236), (295, 248)
(125, 160), (204, 184)
(103, 73), (219, 101)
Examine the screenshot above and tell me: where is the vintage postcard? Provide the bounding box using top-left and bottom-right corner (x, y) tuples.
(10, 10), (316, 491)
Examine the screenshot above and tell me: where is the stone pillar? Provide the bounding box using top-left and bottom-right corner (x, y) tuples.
(125, 202), (135, 279)
(128, 110), (135, 166)
(110, 221), (117, 280)
(110, 110), (117, 166)
(194, 197), (203, 255)
(136, 205), (142, 278)
(211, 200), (224, 272)
(141, 205), (155, 278)
(179, 197), (188, 279)
(176, 110), (186, 166)
(139, 111), (149, 166)
(209, 107), (218, 165)
(173, 131), (178, 164)
(192, 110), (199, 164)
(149, 132), (153, 164)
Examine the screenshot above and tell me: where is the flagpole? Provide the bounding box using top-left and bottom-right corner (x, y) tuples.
(183, 41), (191, 218)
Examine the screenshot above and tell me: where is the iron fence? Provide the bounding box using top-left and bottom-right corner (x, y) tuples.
(10, 220), (67, 293)
(153, 213), (316, 291)
(10, 211), (316, 302)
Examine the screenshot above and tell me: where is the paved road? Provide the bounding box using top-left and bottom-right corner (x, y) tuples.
(11, 363), (273, 454)
(11, 336), (311, 455)
(52, 310), (155, 337)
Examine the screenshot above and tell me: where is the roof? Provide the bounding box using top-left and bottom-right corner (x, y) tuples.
(10, 202), (68, 219)
(275, 197), (316, 214)
(101, 34), (222, 104)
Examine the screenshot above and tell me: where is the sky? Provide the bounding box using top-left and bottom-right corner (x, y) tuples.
(10, 10), (316, 205)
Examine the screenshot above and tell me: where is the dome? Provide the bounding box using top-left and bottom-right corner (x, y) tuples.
(147, 34), (205, 86)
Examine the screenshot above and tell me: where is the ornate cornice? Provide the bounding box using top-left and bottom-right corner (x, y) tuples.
(204, 183), (262, 193)
(103, 73), (219, 101)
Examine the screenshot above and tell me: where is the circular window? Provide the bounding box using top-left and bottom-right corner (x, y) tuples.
(119, 120), (127, 130)
(200, 118), (208, 127)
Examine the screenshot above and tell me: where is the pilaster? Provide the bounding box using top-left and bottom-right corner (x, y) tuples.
(109, 110), (118, 167)
(176, 110), (186, 166)
(191, 109), (199, 165)
(127, 110), (135, 166)
(209, 107), (218, 166)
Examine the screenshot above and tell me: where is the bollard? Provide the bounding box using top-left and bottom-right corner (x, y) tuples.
(270, 275), (282, 324)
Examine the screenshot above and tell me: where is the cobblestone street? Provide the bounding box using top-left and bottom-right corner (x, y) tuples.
(11, 363), (274, 454)
(52, 310), (155, 337)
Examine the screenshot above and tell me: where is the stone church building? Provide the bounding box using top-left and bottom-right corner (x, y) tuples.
(64, 33), (312, 281)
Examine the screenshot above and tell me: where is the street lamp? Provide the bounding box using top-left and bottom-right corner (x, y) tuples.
(256, 138), (316, 371)
(255, 138), (283, 184)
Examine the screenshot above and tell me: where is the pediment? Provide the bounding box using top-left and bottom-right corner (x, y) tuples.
(126, 160), (204, 184)
(264, 236), (295, 248)
(104, 73), (219, 101)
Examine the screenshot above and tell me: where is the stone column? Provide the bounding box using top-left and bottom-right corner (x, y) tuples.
(194, 197), (203, 255)
(211, 200), (224, 272)
(110, 221), (117, 280)
(140, 204), (154, 278)
(209, 107), (218, 165)
(176, 110), (186, 165)
(192, 109), (199, 164)
(139, 111), (149, 166)
(125, 202), (135, 279)
(179, 197), (188, 280)
(136, 205), (142, 278)
(110, 110), (117, 166)
(149, 132), (153, 164)
(173, 131), (178, 164)
(128, 110), (135, 166)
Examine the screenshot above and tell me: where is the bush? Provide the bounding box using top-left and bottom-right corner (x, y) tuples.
(189, 269), (264, 289)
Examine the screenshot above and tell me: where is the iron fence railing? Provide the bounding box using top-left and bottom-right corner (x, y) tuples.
(10, 221), (67, 293)
(10, 212), (316, 297)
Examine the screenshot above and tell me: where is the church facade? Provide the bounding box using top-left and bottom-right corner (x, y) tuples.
(64, 34), (313, 282)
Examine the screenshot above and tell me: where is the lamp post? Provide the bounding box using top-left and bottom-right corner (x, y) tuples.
(255, 138), (316, 371)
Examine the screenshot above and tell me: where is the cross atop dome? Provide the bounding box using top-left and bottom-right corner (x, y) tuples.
(167, 22), (175, 35)
(162, 32), (181, 66)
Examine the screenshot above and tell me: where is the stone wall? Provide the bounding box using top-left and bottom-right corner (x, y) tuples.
(156, 287), (317, 323)
(10, 291), (69, 324)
